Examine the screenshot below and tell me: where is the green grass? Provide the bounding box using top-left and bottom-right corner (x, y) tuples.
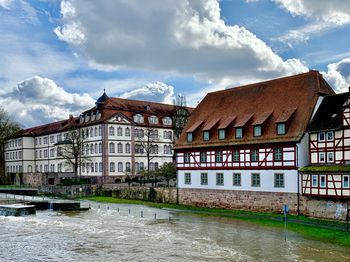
(83, 196), (350, 247)
(0, 185), (28, 189)
(300, 165), (350, 172)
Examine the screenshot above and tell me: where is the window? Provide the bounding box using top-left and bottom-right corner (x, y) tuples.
(235, 128), (243, 139)
(99, 142), (102, 153)
(274, 148), (283, 161)
(274, 173), (284, 188)
(57, 147), (62, 156)
(218, 129), (225, 140)
(277, 123), (286, 135)
(343, 175), (349, 188)
(319, 152), (325, 163)
(327, 152), (334, 163)
(117, 127), (123, 136)
(94, 127), (98, 137)
(215, 151), (223, 163)
(150, 130), (158, 139)
(251, 149), (259, 162)
(109, 142), (115, 153)
(133, 114), (144, 123)
(216, 173), (224, 185)
(50, 149), (54, 157)
(140, 162), (144, 170)
(184, 173), (191, 184)
(135, 144), (144, 154)
(318, 132), (325, 141)
(99, 162), (103, 172)
(162, 117), (172, 126)
(118, 162), (123, 172)
(99, 126), (102, 136)
(109, 126), (115, 136)
(125, 127), (130, 137)
(187, 133), (193, 142)
(200, 173), (208, 185)
(95, 143), (98, 154)
(200, 151), (207, 163)
(58, 163), (62, 172)
(50, 164), (55, 172)
(320, 175), (326, 187)
(126, 162), (131, 172)
(43, 137), (48, 144)
(50, 135), (54, 143)
(253, 125), (262, 137)
(117, 143), (123, 153)
(95, 162), (98, 172)
(184, 153), (190, 163)
(233, 173), (241, 186)
(233, 150), (240, 162)
(90, 128), (93, 137)
(44, 149), (48, 158)
(148, 115), (158, 124)
(57, 134), (62, 142)
(90, 144), (94, 154)
(326, 131), (334, 141)
(312, 175), (318, 187)
(251, 173), (260, 187)
(125, 143), (131, 154)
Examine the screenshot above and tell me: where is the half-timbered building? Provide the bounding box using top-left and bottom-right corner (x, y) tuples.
(300, 92), (350, 199)
(174, 71), (336, 214)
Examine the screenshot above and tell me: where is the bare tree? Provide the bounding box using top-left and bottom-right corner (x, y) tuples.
(0, 108), (21, 182)
(55, 129), (90, 182)
(173, 94), (190, 141)
(135, 128), (159, 186)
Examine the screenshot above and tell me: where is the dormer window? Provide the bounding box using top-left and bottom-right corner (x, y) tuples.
(187, 133), (193, 142)
(133, 114), (144, 123)
(149, 115), (158, 124)
(318, 132), (325, 142)
(162, 117), (172, 126)
(235, 128), (243, 139)
(203, 131), (210, 141)
(253, 126), (262, 137)
(277, 123), (286, 135)
(218, 129), (225, 140)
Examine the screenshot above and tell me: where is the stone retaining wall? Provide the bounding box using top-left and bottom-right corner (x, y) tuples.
(177, 188), (350, 220)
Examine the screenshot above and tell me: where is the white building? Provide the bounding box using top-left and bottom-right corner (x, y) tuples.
(4, 92), (187, 184)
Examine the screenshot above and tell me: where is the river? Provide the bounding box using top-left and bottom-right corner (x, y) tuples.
(0, 201), (349, 262)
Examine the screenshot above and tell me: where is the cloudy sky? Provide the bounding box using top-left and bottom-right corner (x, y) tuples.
(1, 0), (350, 128)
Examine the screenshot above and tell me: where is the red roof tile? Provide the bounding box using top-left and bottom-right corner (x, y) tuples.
(252, 111), (272, 125)
(202, 118), (220, 131)
(217, 116), (236, 129)
(175, 71), (335, 149)
(275, 108), (297, 123)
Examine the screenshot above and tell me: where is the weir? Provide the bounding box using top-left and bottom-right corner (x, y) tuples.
(0, 204), (36, 216)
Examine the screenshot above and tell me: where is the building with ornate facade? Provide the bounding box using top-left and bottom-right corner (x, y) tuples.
(5, 92), (190, 184)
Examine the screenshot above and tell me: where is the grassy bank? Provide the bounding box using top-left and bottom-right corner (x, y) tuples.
(83, 196), (350, 247)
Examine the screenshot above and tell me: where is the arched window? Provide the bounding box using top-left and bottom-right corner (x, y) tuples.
(109, 142), (115, 153)
(117, 143), (123, 153)
(133, 114), (144, 123)
(95, 162), (98, 172)
(155, 162), (159, 170)
(99, 126), (102, 136)
(86, 129), (89, 137)
(82, 130), (85, 139)
(27, 165), (32, 173)
(82, 144), (85, 155)
(117, 127), (123, 136)
(90, 144), (94, 154)
(90, 128), (94, 137)
(118, 162), (123, 172)
(125, 127), (130, 137)
(94, 127), (97, 136)
(86, 144), (89, 155)
(82, 163), (85, 173)
(110, 162), (115, 172)
(91, 163), (94, 172)
(99, 142), (102, 153)
(148, 115), (158, 124)
(125, 143), (130, 154)
(135, 162), (139, 172)
(99, 162), (103, 172)
(149, 162), (155, 171)
(95, 143), (98, 154)
(109, 126), (115, 136)
(140, 162), (144, 170)
(126, 162), (131, 172)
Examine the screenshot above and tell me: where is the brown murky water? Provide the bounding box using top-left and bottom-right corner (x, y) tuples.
(0, 200), (349, 262)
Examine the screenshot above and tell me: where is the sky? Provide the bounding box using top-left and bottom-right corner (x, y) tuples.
(0, 0), (350, 128)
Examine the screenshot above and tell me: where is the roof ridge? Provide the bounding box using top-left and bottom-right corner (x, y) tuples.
(208, 70), (316, 95)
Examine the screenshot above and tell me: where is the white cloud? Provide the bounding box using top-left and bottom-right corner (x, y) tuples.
(0, 76), (95, 127)
(273, 0), (350, 46)
(54, 0), (307, 84)
(323, 58), (350, 93)
(120, 82), (174, 104)
(0, 0), (12, 9)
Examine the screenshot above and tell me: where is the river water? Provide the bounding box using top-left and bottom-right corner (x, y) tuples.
(0, 201), (349, 262)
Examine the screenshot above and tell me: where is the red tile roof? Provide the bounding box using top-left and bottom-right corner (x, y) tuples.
(251, 111), (272, 125)
(15, 97), (193, 137)
(175, 71), (335, 149)
(217, 116), (236, 129)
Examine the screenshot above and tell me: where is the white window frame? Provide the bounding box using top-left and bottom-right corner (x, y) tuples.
(216, 173), (224, 186)
(326, 131), (334, 141)
(318, 132), (325, 142)
(320, 175), (326, 188)
(343, 175), (349, 188)
(327, 152), (334, 163)
(184, 173), (191, 185)
(274, 173), (284, 188)
(200, 173), (208, 185)
(312, 175), (318, 187)
(251, 173), (260, 187)
(233, 173), (241, 186)
(319, 152), (325, 163)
